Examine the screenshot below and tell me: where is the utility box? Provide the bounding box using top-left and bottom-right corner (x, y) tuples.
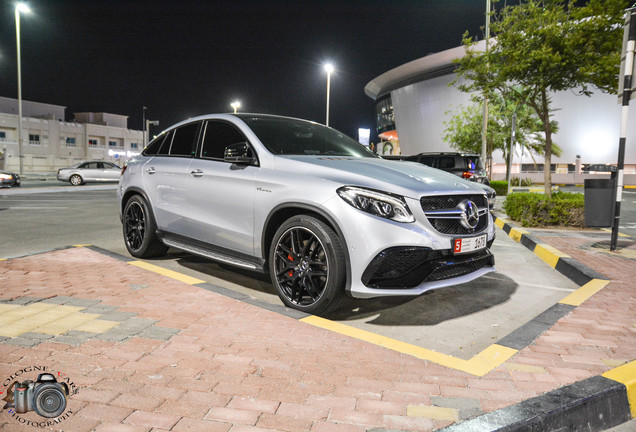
(584, 178), (616, 227)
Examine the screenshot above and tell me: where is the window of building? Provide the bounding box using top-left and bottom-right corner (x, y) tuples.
(29, 134), (40, 145)
(0, 132), (6, 141)
(130, 142), (138, 149)
(66, 137), (76, 147)
(89, 139), (99, 147)
(201, 121), (247, 160)
(109, 141), (117, 148)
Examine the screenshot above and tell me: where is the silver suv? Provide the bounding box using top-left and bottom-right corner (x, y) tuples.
(118, 114), (496, 314)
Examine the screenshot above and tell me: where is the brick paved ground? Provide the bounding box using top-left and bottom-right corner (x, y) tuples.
(0, 233), (634, 431)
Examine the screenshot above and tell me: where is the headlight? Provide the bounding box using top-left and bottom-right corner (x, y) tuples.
(337, 186), (415, 223)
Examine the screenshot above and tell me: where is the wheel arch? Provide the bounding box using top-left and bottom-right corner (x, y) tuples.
(262, 203), (352, 294)
(120, 187), (153, 222)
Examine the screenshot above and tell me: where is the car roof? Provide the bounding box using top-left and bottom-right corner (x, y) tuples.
(415, 152), (481, 157)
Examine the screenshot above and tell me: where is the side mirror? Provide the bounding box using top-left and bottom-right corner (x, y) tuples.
(224, 142), (257, 165)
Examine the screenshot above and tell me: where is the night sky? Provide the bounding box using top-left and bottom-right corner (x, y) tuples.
(0, 0), (486, 141)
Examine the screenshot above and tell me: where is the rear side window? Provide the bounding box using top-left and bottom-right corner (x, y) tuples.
(419, 157), (435, 167)
(200, 121), (248, 160)
(143, 132), (172, 156)
(169, 122), (200, 157)
(438, 157), (455, 169)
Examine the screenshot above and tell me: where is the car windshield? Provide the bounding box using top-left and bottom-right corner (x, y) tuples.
(237, 115), (377, 158)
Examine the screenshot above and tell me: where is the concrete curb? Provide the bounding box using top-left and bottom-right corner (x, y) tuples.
(438, 216), (636, 432)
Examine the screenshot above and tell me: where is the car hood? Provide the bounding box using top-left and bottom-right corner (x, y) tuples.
(275, 156), (487, 198)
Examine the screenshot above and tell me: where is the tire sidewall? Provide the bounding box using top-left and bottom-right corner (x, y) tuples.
(70, 175), (82, 186)
(269, 215), (345, 314)
(123, 195), (159, 258)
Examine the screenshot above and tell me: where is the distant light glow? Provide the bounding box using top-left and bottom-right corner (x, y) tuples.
(16, 3), (31, 13)
(231, 101), (241, 113)
(324, 63), (334, 74)
(358, 128), (370, 146)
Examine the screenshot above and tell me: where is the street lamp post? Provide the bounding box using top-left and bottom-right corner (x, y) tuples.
(145, 120), (159, 147)
(231, 101), (241, 113)
(15, 2), (30, 176)
(324, 63), (334, 127)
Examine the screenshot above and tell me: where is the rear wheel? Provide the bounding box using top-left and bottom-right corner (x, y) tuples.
(123, 195), (168, 258)
(69, 174), (83, 186)
(269, 215), (347, 315)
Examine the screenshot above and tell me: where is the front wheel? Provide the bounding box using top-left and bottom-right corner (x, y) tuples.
(69, 174), (83, 186)
(269, 215), (347, 315)
(123, 195), (168, 258)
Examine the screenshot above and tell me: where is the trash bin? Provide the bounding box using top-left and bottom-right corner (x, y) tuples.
(584, 178), (616, 227)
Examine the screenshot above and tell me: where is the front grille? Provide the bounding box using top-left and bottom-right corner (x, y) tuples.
(421, 194), (489, 235)
(430, 216), (488, 235)
(421, 194), (486, 211)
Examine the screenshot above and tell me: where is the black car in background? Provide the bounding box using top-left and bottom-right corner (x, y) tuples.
(387, 152), (490, 185)
(0, 171), (20, 187)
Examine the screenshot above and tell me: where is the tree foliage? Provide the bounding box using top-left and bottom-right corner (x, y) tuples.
(454, 0), (628, 195)
(443, 92), (559, 177)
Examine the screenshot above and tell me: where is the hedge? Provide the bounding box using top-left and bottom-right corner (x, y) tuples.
(502, 192), (585, 227)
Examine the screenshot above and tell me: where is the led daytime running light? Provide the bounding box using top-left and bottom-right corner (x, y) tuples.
(337, 186), (414, 223)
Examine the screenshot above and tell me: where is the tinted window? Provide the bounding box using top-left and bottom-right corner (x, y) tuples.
(201, 121), (248, 160)
(170, 122), (200, 156)
(438, 157), (456, 169)
(143, 133), (171, 156)
(419, 157), (435, 167)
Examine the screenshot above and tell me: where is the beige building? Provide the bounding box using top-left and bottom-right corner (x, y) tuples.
(0, 96), (144, 173)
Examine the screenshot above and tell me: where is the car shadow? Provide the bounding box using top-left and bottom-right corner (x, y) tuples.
(325, 273), (518, 326)
(171, 250), (518, 327)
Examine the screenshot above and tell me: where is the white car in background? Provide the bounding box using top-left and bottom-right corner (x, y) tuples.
(57, 161), (121, 186)
(118, 114), (496, 314)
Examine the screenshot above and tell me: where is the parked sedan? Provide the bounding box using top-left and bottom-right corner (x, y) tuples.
(0, 171), (20, 188)
(57, 161), (121, 186)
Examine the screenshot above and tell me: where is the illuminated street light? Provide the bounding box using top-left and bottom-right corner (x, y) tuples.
(231, 101), (241, 113)
(324, 63), (334, 127)
(15, 2), (31, 175)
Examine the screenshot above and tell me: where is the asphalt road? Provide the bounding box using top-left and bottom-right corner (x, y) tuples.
(3, 186), (607, 362)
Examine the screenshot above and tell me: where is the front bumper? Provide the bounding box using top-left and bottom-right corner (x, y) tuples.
(321, 194), (496, 299)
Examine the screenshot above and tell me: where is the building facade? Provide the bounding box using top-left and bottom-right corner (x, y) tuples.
(0, 96), (144, 173)
(365, 43), (636, 184)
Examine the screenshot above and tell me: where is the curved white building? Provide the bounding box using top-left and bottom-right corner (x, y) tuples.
(365, 42), (635, 184)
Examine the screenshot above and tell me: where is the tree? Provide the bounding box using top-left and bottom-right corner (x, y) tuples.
(443, 92), (558, 179)
(455, 0), (628, 195)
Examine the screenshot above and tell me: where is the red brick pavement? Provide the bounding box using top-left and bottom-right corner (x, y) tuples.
(0, 242), (634, 431)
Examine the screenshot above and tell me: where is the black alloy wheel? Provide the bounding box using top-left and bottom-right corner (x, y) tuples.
(123, 195), (168, 258)
(270, 215), (346, 314)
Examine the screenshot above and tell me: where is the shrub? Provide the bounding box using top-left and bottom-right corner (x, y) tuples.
(509, 177), (534, 187)
(503, 192), (584, 227)
(490, 180), (509, 196)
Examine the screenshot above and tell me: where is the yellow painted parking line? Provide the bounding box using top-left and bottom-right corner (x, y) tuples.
(73, 244), (92, 247)
(408, 405), (459, 421)
(533, 243), (570, 268)
(602, 360), (636, 418)
(599, 228), (631, 238)
(129, 261), (206, 285)
(74, 319), (120, 333)
(559, 279), (610, 306)
(0, 304), (21, 314)
(300, 316), (517, 376)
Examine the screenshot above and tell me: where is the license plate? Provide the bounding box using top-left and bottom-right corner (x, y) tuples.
(453, 234), (487, 255)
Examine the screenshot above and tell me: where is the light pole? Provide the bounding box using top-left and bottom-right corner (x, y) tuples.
(145, 120), (159, 147)
(15, 2), (30, 175)
(324, 63), (334, 127)
(231, 101), (241, 113)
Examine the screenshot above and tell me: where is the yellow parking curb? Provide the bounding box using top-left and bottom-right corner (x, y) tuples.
(602, 360), (636, 417)
(559, 279), (610, 306)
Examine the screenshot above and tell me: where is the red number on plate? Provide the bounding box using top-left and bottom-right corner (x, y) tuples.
(454, 239), (461, 253)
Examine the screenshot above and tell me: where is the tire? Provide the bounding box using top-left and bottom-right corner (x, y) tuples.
(269, 215), (347, 315)
(123, 195), (168, 258)
(69, 174), (83, 186)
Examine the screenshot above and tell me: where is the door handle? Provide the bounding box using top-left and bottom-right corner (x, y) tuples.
(146, 167), (156, 175)
(190, 169), (203, 177)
